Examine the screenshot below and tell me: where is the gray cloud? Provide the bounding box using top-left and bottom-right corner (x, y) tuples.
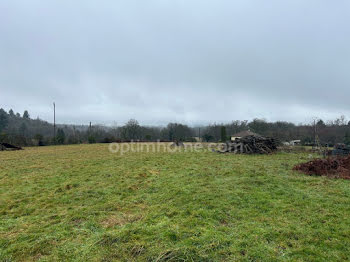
(1, 0), (350, 125)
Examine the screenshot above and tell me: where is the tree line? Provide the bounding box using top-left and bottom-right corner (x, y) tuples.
(1, 108), (350, 146)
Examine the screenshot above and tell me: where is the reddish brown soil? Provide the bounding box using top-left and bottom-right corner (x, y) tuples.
(293, 156), (350, 179)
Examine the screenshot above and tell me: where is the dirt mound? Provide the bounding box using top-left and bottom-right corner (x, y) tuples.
(293, 156), (350, 179)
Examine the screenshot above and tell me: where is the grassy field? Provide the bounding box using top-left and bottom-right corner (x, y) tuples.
(1, 144), (350, 261)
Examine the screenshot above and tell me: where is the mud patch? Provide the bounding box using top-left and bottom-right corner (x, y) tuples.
(293, 156), (350, 179)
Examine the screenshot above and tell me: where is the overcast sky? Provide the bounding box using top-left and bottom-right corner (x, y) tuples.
(1, 0), (350, 126)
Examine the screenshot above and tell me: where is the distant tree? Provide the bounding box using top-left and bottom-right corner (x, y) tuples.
(56, 128), (66, 144)
(34, 133), (43, 140)
(0, 108), (9, 133)
(317, 119), (326, 128)
(34, 133), (44, 146)
(9, 134), (26, 146)
(203, 124), (222, 141)
(121, 119), (141, 140)
(8, 109), (14, 116)
(88, 135), (96, 144)
(19, 122), (27, 136)
(15, 112), (21, 117)
(248, 118), (269, 135)
(166, 123), (193, 141)
(0, 132), (8, 143)
(220, 126), (227, 142)
(168, 126), (174, 141)
(333, 115), (347, 126)
(344, 132), (350, 145)
(23, 110), (30, 119)
(203, 133), (214, 142)
(67, 135), (79, 144)
(340, 115), (346, 125)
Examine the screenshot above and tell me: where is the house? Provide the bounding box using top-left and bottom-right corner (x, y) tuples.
(230, 130), (262, 141)
(289, 140), (301, 146)
(282, 140), (301, 146)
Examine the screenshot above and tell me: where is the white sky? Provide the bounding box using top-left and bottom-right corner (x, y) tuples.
(1, 0), (350, 125)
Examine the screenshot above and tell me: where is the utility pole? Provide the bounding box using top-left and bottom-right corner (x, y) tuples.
(313, 117), (321, 150)
(314, 118), (317, 148)
(53, 102), (56, 144)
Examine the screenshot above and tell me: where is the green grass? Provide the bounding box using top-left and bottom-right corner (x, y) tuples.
(1, 144), (350, 261)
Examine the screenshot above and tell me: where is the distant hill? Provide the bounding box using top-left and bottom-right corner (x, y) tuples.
(1, 108), (350, 147)
(0, 108), (92, 146)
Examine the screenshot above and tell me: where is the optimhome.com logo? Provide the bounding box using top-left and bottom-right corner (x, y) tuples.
(108, 140), (221, 155)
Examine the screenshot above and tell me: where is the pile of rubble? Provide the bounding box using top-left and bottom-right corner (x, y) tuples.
(293, 156), (350, 180)
(0, 143), (22, 151)
(218, 135), (278, 154)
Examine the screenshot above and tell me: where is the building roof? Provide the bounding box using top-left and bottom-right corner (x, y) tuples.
(231, 130), (262, 138)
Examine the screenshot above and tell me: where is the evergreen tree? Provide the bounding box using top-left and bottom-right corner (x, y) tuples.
(0, 108), (8, 132)
(317, 119), (326, 128)
(220, 126), (227, 142)
(23, 110), (30, 119)
(8, 109), (14, 116)
(344, 132), (350, 145)
(56, 128), (66, 144)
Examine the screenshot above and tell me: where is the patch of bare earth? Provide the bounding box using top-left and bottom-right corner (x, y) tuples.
(293, 156), (350, 179)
